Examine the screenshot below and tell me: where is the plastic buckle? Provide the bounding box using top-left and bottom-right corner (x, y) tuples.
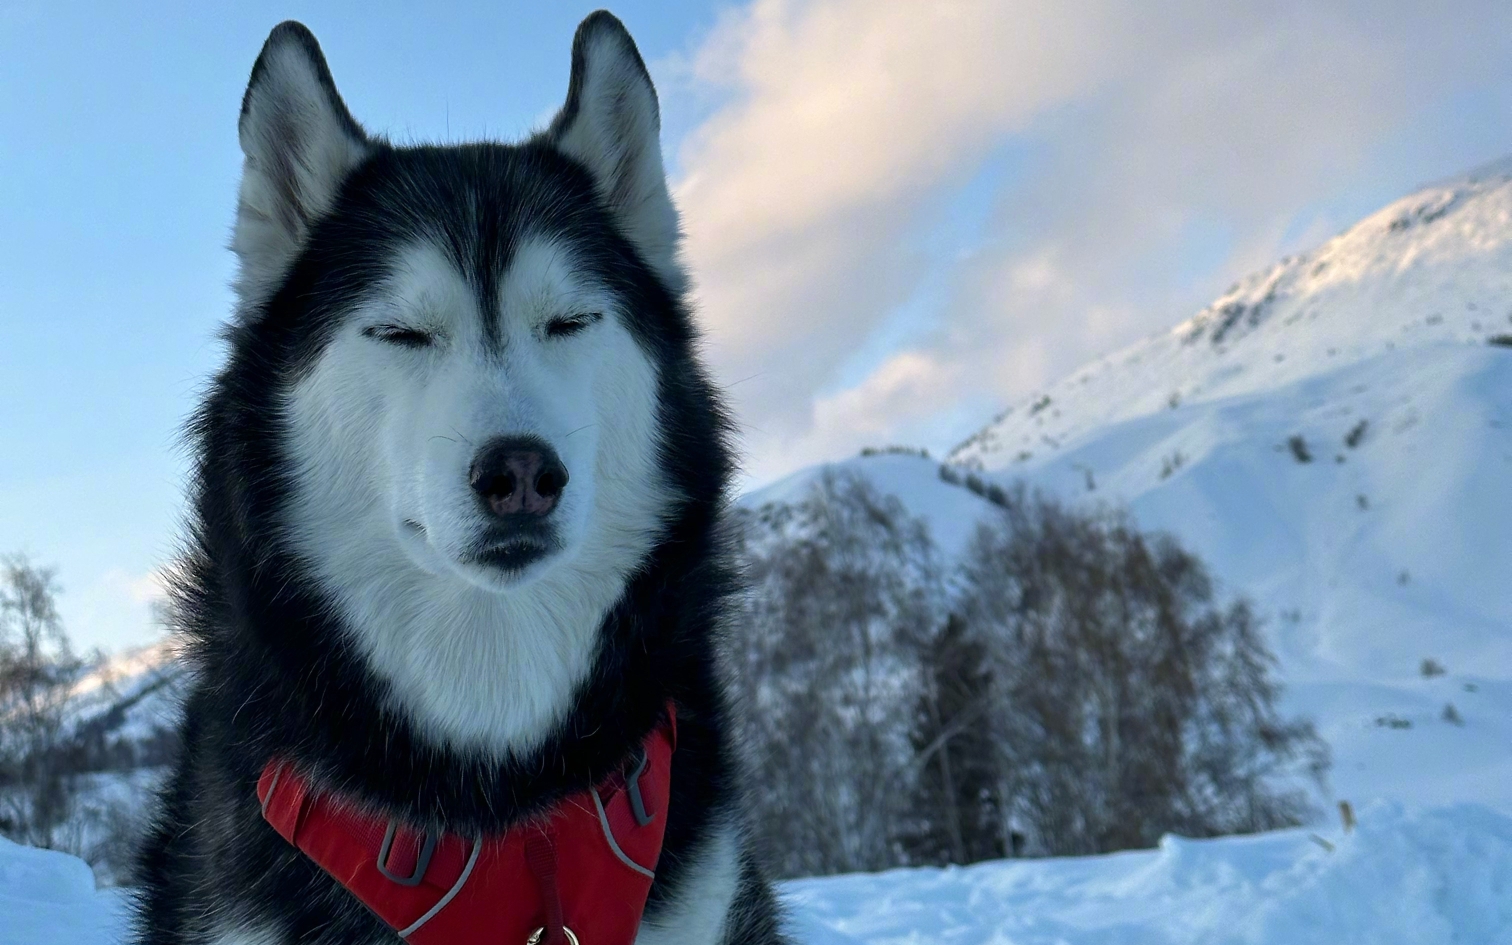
(376, 821), (437, 887)
(625, 747), (654, 827)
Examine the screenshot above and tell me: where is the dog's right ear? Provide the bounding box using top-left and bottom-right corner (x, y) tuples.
(233, 22), (369, 314)
(547, 12), (685, 294)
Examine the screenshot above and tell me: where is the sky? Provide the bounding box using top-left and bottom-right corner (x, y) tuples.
(4, 1), (1512, 653)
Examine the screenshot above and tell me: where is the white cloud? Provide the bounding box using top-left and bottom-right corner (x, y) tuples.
(668, 0), (1512, 482)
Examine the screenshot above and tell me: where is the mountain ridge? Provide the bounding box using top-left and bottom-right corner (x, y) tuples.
(951, 164), (1512, 468)
(747, 157), (1512, 814)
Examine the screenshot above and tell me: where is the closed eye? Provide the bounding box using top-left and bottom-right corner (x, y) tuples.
(544, 312), (603, 339)
(362, 324), (437, 348)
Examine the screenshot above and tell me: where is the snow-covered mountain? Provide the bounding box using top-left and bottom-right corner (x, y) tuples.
(748, 158), (1512, 815)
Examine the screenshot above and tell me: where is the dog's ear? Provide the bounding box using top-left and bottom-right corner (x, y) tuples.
(233, 21), (369, 313)
(547, 12), (685, 293)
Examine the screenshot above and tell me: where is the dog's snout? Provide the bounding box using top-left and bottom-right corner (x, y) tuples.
(469, 437), (568, 517)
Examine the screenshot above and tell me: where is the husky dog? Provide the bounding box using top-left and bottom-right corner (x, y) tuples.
(134, 12), (786, 945)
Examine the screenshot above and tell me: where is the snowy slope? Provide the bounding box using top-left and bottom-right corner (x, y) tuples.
(69, 638), (186, 741)
(745, 161), (1512, 815)
(944, 163), (1512, 691)
(952, 159), (1512, 466)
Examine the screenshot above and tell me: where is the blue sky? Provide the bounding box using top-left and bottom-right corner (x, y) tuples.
(0, 2), (725, 651)
(4, 1), (1512, 652)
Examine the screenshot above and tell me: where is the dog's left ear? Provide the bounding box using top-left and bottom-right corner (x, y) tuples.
(547, 12), (685, 293)
(234, 21), (370, 314)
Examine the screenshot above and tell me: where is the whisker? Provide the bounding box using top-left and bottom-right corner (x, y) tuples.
(726, 372), (766, 388)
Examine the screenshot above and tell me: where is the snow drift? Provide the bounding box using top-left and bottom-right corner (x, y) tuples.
(2, 836), (130, 945)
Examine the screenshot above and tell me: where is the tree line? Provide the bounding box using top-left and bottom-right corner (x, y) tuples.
(0, 555), (177, 878)
(728, 469), (1329, 877)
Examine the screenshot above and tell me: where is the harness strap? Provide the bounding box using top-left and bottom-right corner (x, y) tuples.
(257, 704), (677, 945)
(525, 829), (566, 945)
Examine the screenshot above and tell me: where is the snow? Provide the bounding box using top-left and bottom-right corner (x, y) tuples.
(748, 451), (991, 559)
(785, 801), (1512, 944)
(0, 836), (131, 945)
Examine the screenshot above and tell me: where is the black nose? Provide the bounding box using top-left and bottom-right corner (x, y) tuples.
(469, 437), (569, 517)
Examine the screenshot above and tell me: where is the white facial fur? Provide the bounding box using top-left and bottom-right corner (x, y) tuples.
(281, 236), (673, 755)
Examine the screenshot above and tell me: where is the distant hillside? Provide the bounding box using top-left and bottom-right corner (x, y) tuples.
(747, 158), (1512, 815)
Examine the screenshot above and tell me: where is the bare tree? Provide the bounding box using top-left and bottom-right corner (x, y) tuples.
(729, 470), (942, 877)
(958, 491), (1329, 856)
(0, 555), (90, 848)
(902, 613), (1006, 865)
(728, 475), (1328, 875)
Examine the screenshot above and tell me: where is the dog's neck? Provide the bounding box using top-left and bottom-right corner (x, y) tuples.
(310, 540), (616, 757)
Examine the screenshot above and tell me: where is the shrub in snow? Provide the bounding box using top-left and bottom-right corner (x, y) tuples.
(860, 445), (931, 460)
(0, 555), (174, 883)
(1344, 419), (1369, 448)
(902, 613), (1007, 866)
(1287, 435), (1313, 463)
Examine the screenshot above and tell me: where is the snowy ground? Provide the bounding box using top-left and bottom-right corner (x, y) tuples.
(787, 802), (1512, 945)
(11, 802), (1510, 944)
(3, 837), (132, 945)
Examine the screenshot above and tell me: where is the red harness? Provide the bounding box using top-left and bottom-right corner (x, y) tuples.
(256, 710), (675, 945)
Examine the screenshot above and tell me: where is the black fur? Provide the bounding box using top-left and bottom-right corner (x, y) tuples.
(133, 14), (786, 945)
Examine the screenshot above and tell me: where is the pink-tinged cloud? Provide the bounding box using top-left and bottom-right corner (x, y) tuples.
(668, 0), (1512, 483)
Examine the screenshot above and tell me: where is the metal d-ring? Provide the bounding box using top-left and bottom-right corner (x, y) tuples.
(526, 927), (580, 945)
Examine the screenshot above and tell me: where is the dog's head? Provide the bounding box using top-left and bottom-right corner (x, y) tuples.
(232, 14), (686, 596)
